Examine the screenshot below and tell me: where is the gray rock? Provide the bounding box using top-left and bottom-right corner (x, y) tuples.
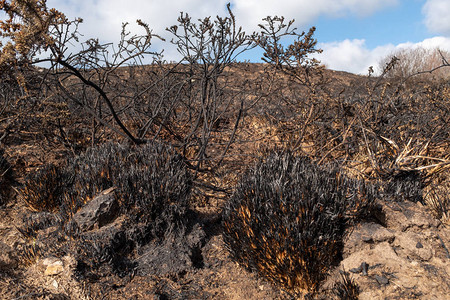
(361, 262), (369, 276)
(350, 261), (370, 276)
(375, 275), (389, 285)
(72, 187), (119, 231)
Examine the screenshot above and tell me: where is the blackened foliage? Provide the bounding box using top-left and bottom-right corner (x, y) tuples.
(223, 151), (377, 295)
(117, 142), (192, 237)
(66, 142), (192, 238)
(18, 141), (192, 281)
(61, 142), (192, 280)
(332, 271), (360, 300)
(383, 170), (424, 203)
(19, 212), (61, 239)
(73, 230), (137, 280)
(65, 142), (129, 202)
(22, 164), (73, 212)
(0, 149), (12, 205)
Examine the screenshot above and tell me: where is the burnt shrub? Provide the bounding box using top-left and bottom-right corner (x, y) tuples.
(64, 142), (192, 238)
(19, 141), (193, 281)
(66, 142), (192, 279)
(65, 143), (129, 203)
(21, 164), (72, 212)
(223, 151), (377, 295)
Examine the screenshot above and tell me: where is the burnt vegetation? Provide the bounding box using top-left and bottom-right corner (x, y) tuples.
(1, 0), (450, 298)
(222, 152), (378, 296)
(17, 141), (193, 282)
(331, 270), (360, 300)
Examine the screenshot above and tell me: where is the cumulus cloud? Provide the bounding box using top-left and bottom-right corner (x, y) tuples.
(315, 36), (450, 74)
(47, 0), (229, 43)
(423, 0), (450, 36)
(46, 0), (398, 44)
(39, 0), (449, 75)
(42, 0), (399, 62)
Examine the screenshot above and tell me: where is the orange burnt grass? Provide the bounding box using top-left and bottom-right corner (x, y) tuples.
(21, 164), (69, 212)
(222, 151), (379, 297)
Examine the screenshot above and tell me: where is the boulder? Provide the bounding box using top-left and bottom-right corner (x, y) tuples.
(72, 187), (119, 231)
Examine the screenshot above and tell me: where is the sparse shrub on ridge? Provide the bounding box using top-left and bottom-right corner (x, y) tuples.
(379, 47), (450, 82)
(222, 151), (378, 296)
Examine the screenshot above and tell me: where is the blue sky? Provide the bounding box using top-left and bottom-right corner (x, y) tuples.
(3, 0), (450, 74)
(313, 1), (428, 48)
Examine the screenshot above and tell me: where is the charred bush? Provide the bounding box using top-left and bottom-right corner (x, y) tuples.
(66, 143), (129, 202)
(223, 151), (378, 295)
(18, 141), (192, 281)
(56, 142), (192, 280)
(21, 164), (72, 212)
(65, 142), (192, 237)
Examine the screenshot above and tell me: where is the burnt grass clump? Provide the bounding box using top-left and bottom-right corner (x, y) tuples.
(21, 164), (72, 212)
(222, 151), (378, 296)
(18, 141), (194, 280)
(332, 271), (360, 300)
(20, 142), (192, 238)
(64, 141), (192, 238)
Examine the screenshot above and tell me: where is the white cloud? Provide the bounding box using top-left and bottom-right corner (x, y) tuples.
(315, 36), (450, 74)
(42, 0), (399, 63)
(410, 36), (450, 50)
(423, 0), (450, 36)
(46, 0), (398, 46)
(41, 0), (436, 73)
(47, 0), (229, 43)
(46, 0), (231, 61)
